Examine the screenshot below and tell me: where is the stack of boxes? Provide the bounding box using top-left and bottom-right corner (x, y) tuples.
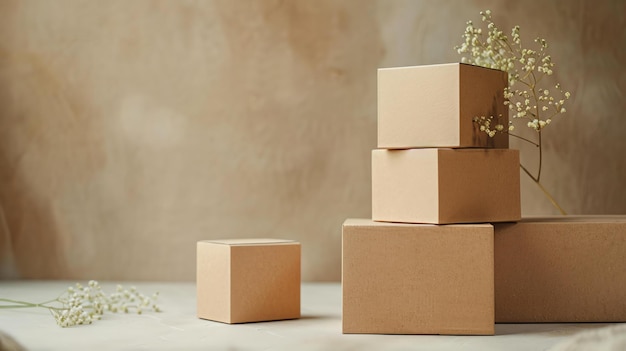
(342, 63), (519, 335)
(343, 62), (626, 335)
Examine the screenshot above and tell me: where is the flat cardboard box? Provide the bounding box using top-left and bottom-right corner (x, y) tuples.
(495, 216), (626, 323)
(196, 238), (300, 324)
(372, 148), (521, 224)
(378, 63), (508, 149)
(342, 219), (494, 335)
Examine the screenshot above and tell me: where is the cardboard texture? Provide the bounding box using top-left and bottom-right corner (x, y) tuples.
(372, 148), (521, 224)
(196, 239), (300, 324)
(342, 219), (495, 335)
(495, 216), (626, 323)
(378, 63), (508, 149)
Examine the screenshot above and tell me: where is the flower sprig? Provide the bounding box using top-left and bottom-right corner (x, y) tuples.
(0, 281), (160, 327)
(456, 10), (570, 135)
(455, 10), (571, 214)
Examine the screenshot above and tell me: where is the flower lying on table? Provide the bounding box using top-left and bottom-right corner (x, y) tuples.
(0, 280), (160, 327)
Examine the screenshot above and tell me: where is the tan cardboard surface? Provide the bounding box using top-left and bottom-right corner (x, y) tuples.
(342, 219), (494, 335)
(196, 240), (300, 324)
(372, 148), (521, 224)
(230, 244), (301, 323)
(495, 216), (626, 322)
(458, 64), (509, 148)
(203, 238), (297, 245)
(372, 148), (440, 223)
(197, 242), (231, 323)
(378, 63), (508, 149)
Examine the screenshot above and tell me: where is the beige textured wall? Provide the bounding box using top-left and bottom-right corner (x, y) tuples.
(0, 0), (624, 281)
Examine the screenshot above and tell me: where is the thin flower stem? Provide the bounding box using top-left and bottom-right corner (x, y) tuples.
(0, 298), (65, 310)
(520, 163), (567, 215)
(520, 163), (538, 182)
(40, 298), (61, 305)
(0, 298), (39, 307)
(516, 79), (533, 89)
(535, 71), (546, 85)
(503, 38), (515, 53)
(537, 131), (543, 181)
(535, 179), (567, 215)
(530, 70), (541, 123)
(508, 132), (539, 146)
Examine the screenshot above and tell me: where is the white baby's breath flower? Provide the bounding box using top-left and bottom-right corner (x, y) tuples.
(457, 9), (571, 138)
(2, 280), (161, 328)
(456, 9), (571, 215)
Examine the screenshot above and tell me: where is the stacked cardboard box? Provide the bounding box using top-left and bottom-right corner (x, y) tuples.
(343, 219), (495, 335)
(494, 216), (626, 323)
(343, 63), (520, 335)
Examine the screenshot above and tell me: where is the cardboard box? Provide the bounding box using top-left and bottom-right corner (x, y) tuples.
(495, 216), (626, 323)
(378, 63), (508, 149)
(196, 238), (300, 324)
(372, 148), (521, 224)
(342, 219), (494, 335)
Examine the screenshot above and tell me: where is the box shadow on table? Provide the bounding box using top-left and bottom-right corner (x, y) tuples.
(494, 323), (616, 336)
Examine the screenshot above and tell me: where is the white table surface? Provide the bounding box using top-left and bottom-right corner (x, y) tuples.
(0, 281), (621, 350)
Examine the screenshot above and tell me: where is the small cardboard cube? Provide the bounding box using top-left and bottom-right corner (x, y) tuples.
(495, 216), (626, 322)
(372, 148), (521, 224)
(378, 63), (508, 149)
(196, 239), (300, 324)
(342, 219), (494, 335)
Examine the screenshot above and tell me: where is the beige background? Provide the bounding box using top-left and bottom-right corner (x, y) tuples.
(0, 0), (624, 281)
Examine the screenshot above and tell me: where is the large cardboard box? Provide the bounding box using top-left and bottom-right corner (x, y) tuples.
(196, 239), (300, 324)
(378, 63), (508, 149)
(342, 219), (494, 335)
(495, 216), (626, 322)
(372, 148), (521, 224)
